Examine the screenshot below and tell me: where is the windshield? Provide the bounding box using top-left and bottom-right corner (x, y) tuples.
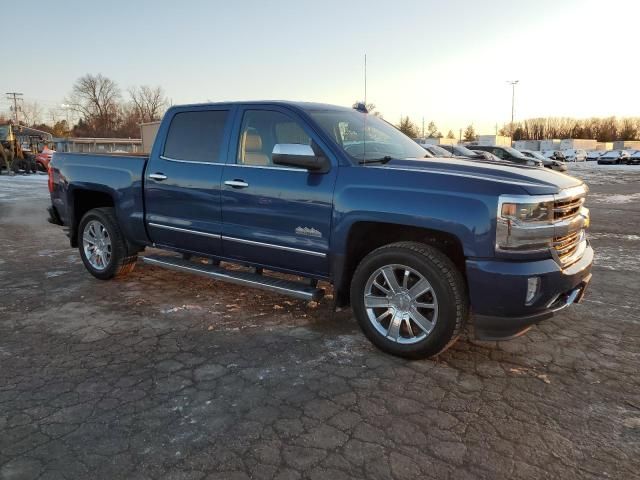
(453, 145), (478, 157)
(503, 146), (528, 159)
(309, 110), (428, 162)
(426, 144), (454, 157)
(0, 125), (9, 141)
(526, 150), (546, 160)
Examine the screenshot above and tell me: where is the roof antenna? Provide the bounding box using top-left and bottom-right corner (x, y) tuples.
(363, 53), (367, 165)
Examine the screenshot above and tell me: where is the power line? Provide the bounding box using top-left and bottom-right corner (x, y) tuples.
(5, 92), (24, 123)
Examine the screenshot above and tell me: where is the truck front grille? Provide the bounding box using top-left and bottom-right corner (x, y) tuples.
(554, 196), (585, 221)
(552, 187), (588, 266)
(553, 231), (582, 263)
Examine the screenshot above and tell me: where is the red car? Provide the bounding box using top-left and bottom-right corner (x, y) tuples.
(36, 147), (55, 171)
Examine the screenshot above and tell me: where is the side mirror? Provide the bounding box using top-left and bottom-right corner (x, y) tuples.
(272, 144), (330, 173)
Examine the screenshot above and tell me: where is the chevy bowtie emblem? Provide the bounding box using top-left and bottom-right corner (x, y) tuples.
(295, 226), (322, 238)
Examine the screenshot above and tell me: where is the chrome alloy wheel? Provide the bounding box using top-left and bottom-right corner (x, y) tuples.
(82, 220), (112, 271)
(363, 264), (438, 344)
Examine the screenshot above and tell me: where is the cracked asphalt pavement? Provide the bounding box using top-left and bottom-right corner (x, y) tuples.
(1, 167), (639, 480)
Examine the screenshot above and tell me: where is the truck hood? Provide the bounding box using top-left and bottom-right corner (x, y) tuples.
(376, 157), (583, 195)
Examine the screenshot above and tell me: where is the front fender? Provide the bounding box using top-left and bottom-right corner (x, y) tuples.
(331, 169), (501, 259)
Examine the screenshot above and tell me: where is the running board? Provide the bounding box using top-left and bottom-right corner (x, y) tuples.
(141, 255), (324, 302)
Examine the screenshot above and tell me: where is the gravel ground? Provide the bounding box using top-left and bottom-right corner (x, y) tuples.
(0, 166), (639, 480)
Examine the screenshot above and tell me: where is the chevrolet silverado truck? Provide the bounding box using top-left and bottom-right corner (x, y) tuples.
(47, 102), (593, 359)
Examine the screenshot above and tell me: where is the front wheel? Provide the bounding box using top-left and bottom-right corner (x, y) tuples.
(78, 207), (137, 280)
(350, 241), (468, 359)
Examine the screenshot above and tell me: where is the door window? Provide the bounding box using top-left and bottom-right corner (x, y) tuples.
(163, 110), (229, 163)
(491, 148), (505, 159)
(237, 110), (311, 166)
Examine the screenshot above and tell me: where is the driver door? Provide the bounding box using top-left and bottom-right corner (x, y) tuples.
(220, 106), (337, 277)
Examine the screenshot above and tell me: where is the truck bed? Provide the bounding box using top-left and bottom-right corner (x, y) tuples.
(50, 151), (149, 246)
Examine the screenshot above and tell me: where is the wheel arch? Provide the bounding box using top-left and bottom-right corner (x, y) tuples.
(332, 221), (466, 307)
(69, 188), (115, 247)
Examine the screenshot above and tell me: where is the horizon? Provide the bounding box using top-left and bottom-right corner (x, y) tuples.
(2, 0), (638, 134)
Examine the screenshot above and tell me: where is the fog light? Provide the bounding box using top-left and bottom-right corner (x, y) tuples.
(525, 277), (540, 305)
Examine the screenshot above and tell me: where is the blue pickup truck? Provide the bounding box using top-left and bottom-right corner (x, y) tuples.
(47, 101), (593, 358)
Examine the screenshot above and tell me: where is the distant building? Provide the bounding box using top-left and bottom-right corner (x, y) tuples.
(559, 139), (597, 150)
(476, 135), (511, 147)
(613, 140), (640, 150)
(54, 137), (142, 154)
(415, 137), (457, 146)
(540, 139), (561, 151)
(596, 142), (613, 151)
(513, 140), (540, 151)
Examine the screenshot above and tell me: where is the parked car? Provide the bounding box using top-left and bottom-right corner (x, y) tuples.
(471, 149), (502, 162)
(48, 101), (593, 359)
(586, 150), (603, 161)
(562, 149), (587, 162)
(471, 145), (543, 167)
(520, 149), (568, 172)
(627, 150), (640, 165)
(420, 144), (455, 158)
(542, 150), (567, 161)
(598, 150), (630, 165)
(438, 144), (485, 160)
(36, 147), (55, 171)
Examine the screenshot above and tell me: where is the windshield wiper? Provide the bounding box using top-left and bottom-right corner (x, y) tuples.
(359, 156), (393, 164)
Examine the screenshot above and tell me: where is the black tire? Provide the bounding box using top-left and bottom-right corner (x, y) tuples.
(77, 207), (137, 280)
(350, 241), (468, 359)
(10, 157), (20, 173)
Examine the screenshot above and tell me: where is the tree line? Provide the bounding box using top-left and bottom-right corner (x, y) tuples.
(396, 116), (477, 142)
(396, 114), (640, 143)
(499, 117), (640, 142)
(1, 73), (168, 138)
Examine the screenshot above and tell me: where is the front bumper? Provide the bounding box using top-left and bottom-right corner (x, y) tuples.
(466, 244), (593, 340)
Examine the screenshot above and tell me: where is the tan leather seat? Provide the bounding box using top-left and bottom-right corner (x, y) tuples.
(241, 130), (270, 166)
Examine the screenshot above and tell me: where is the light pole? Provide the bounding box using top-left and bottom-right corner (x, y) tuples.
(506, 80), (519, 135)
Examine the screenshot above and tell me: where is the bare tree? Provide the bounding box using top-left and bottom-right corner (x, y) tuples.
(20, 101), (43, 126)
(426, 121), (442, 138)
(129, 85), (168, 123)
(67, 73), (122, 136)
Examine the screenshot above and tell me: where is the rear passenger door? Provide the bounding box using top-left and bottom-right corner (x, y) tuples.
(144, 106), (234, 256)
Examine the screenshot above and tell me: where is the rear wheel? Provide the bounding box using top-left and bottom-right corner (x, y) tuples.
(351, 241), (468, 359)
(78, 207), (137, 280)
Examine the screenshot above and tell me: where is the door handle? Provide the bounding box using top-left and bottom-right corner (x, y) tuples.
(149, 173), (168, 181)
(224, 180), (249, 188)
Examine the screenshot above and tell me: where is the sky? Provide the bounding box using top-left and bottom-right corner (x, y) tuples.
(2, 0), (638, 134)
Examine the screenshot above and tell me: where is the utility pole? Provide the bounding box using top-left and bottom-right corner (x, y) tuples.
(459, 128), (462, 143)
(422, 117), (425, 139)
(506, 80), (519, 135)
(6, 92), (23, 123)
(364, 54), (367, 107)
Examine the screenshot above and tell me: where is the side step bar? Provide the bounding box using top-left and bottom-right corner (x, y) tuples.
(141, 255), (324, 302)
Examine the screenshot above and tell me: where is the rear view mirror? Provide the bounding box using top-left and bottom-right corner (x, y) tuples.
(272, 144), (330, 173)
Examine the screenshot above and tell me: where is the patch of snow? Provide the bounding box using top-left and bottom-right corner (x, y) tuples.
(594, 246), (640, 272)
(45, 271), (68, 278)
(589, 192), (640, 204)
(160, 304), (204, 314)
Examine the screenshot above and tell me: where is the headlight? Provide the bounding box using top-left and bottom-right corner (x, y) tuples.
(496, 195), (555, 253)
(496, 189), (590, 262)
